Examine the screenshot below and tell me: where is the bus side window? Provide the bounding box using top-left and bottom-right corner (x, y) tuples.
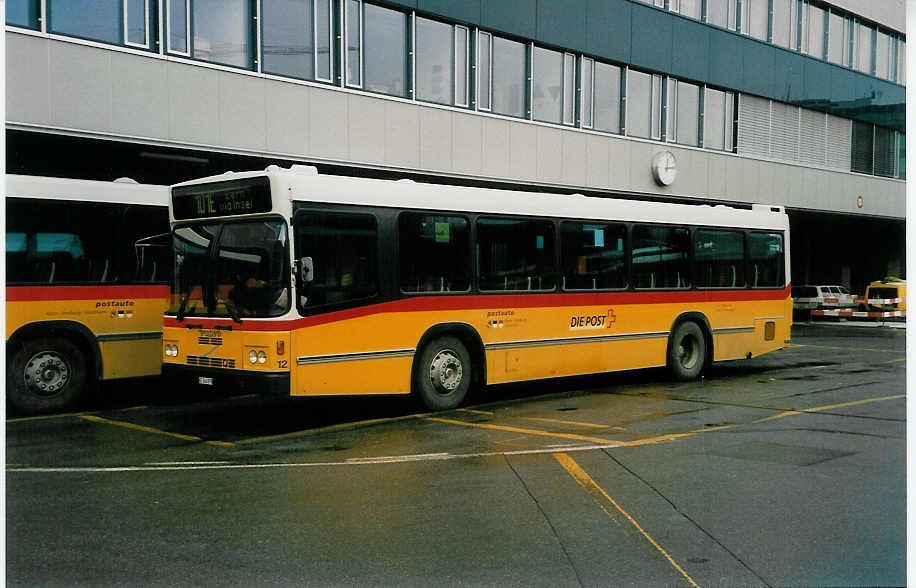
(748, 232), (784, 288)
(296, 211), (379, 309)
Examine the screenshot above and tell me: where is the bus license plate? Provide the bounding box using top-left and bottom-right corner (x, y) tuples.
(199, 376), (214, 386)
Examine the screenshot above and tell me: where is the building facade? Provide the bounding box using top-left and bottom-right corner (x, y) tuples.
(5, 0), (906, 292)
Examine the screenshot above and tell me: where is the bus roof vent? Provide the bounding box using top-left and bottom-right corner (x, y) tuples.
(752, 204), (784, 213)
(265, 164), (281, 173)
(289, 164), (318, 175)
(396, 178), (415, 183)
(113, 177), (139, 184)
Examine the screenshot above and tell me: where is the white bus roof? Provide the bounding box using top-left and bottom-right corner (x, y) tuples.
(174, 166), (789, 231)
(6, 174), (168, 207)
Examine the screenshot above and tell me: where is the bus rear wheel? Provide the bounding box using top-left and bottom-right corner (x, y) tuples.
(667, 321), (706, 381)
(415, 336), (471, 411)
(8, 337), (88, 415)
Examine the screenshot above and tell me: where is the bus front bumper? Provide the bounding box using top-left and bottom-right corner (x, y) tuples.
(162, 364), (290, 397)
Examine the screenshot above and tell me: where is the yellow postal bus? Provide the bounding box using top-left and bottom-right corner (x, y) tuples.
(6, 174), (170, 414)
(161, 165), (791, 410)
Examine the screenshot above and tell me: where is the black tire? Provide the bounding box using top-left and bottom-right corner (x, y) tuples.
(667, 321), (706, 381)
(7, 337), (89, 415)
(414, 336), (471, 411)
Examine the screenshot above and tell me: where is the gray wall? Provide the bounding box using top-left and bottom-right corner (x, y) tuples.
(6, 32), (905, 219)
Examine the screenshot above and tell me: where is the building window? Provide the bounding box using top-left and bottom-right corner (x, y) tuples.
(627, 70), (662, 140)
(560, 222), (627, 290)
(667, 79), (700, 147)
(345, 0), (361, 86)
(803, 3), (825, 59)
(694, 229), (745, 288)
(477, 218), (556, 292)
(364, 3), (407, 97)
(897, 132), (906, 180)
(399, 214), (470, 293)
(581, 58), (594, 128)
(315, 0), (332, 81)
(873, 126), (897, 178)
(875, 30), (892, 80)
(192, 0), (253, 68)
(670, 0), (700, 20)
(49, 0), (123, 45)
(594, 62), (622, 133)
(897, 39), (906, 84)
(826, 10), (845, 65)
(491, 36), (527, 118)
(532, 46), (574, 125)
(706, 0), (737, 30)
(415, 18), (470, 107)
(855, 21), (873, 74)
(167, 0), (189, 55)
(771, 0), (797, 49)
(477, 31), (492, 111)
(632, 225), (690, 290)
(262, 0), (314, 81)
(7, 0), (39, 29)
(851, 121), (874, 174)
(704, 88), (734, 151)
(124, 0), (149, 48)
(741, 0), (768, 41)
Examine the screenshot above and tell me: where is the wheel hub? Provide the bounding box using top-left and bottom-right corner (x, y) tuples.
(428, 350), (463, 395)
(25, 352), (70, 397)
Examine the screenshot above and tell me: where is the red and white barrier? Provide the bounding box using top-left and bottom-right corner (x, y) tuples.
(811, 309), (905, 318)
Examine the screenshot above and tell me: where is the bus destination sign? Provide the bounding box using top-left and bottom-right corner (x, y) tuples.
(172, 177), (272, 220)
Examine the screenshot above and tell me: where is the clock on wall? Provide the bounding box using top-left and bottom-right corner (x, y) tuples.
(651, 150), (678, 186)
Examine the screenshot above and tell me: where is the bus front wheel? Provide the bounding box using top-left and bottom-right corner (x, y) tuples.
(415, 336), (471, 411)
(8, 337), (88, 415)
(667, 322), (706, 381)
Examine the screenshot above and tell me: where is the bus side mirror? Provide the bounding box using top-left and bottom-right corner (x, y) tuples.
(300, 257), (314, 283)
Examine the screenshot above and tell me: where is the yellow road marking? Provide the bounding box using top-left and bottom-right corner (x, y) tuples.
(753, 394), (905, 423)
(554, 453), (701, 588)
(522, 416), (621, 429)
(235, 413), (431, 445)
(624, 424), (737, 447)
(425, 417), (623, 446)
(8, 411), (92, 423)
(79, 415), (233, 447)
(880, 357), (907, 364)
(457, 408), (495, 416)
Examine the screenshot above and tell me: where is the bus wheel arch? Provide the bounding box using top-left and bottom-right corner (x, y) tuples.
(7, 322), (101, 415)
(413, 323), (485, 410)
(666, 313), (713, 381)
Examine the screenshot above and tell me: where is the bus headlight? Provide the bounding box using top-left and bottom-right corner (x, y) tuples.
(165, 344), (179, 357)
(257, 351), (267, 364)
(249, 350), (258, 364)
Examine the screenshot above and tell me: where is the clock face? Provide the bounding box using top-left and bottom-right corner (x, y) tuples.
(652, 150), (678, 186)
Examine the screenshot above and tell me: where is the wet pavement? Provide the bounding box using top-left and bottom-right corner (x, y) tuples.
(6, 325), (906, 586)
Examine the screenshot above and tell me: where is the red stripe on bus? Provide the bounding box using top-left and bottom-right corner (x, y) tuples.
(6, 284), (169, 302)
(163, 285), (791, 332)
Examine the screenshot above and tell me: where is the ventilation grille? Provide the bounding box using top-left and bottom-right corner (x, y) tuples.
(198, 336), (223, 346)
(187, 356), (236, 368)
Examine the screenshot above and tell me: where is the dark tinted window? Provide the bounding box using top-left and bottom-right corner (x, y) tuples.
(560, 221), (627, 290)
(7, 0), (39, 28)
(6, 198), (167, 284)
(477, 218), (556, 291)
(694, 229), (745, 288)
(296, 211), (378, 308)
(399, 213), (470, 293)
(632, 225), (690, 289)
(749, 232), (785, 288)
(49, 0), (121, 44)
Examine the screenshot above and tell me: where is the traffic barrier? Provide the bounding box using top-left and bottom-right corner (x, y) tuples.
(852, 297), (905, 305)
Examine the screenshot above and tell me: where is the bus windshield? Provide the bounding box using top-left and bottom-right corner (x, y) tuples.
(169, 219), (289, 319)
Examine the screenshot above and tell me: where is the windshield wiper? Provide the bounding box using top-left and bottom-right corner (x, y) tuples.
(176, 294), (190, 322)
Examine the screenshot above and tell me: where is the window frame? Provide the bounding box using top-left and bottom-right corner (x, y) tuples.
(559, 219), (629, 292)
(476, 30), (493, 112)
(123, 0), (151, 49)
(396, 210), (473, 295)
(692, 227), (747, 290)
(747, 231), (786, 289)
(293, 205), (382, 314)
(454, 25), (470, 108)
(475, 215), (558, 293)
(631, 223), (692, 291)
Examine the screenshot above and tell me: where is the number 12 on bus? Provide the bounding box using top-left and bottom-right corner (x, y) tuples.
(162, 165), (791, 411)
